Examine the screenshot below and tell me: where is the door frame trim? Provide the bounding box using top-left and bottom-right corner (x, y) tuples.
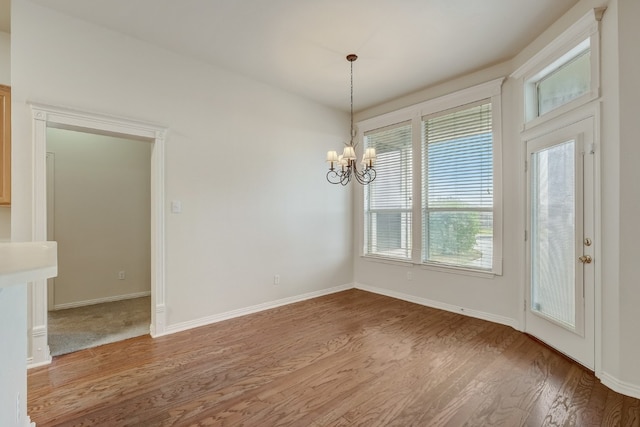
(28, 103), (167, 367)
(520, 101), (601, 375)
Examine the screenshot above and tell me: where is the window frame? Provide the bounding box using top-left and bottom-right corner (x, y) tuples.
(422, 100), (495, 271)
(363, 121), (413, 261)
(535, 43), (591, 117)
(512, 8), (603, 130)
(357, 78), (504, 276)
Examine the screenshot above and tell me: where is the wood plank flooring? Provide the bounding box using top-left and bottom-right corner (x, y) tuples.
(27, 289), (640, 426)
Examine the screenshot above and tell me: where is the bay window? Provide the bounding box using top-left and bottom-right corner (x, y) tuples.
(361, 79), (503, 275)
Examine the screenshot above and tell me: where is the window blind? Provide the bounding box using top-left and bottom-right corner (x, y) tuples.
(364, 122), (412, 260)
(422, 101), (493, 269)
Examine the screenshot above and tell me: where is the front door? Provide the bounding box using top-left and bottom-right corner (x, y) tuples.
(525, 116), (595, 369)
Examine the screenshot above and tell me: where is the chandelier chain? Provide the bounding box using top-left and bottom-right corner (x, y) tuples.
(350, 58), (354, 144)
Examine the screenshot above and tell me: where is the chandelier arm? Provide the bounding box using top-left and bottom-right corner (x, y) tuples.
(355, 171), (368, 185)
(352, 162), (364, 185)
(352, 162), (376, 185)
(326, 169), (343, 185)
(344, 167), (353, 185)
(327, 167), (358, 185)
(366, 168), (376, 182)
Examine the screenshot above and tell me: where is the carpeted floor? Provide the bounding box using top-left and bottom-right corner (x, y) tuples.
(48, 296), (150, 357)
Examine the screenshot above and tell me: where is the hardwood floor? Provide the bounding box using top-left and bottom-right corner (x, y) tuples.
(28, 289), (640, 426)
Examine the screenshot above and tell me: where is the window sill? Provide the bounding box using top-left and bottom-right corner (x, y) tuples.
(419, 262), (497, 279)
(360, 255), (500, 279)
(360, 254), (413, 268)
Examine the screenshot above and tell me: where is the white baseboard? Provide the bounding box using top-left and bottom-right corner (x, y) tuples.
(150, 304), (166, 338)
(599, 371), (640, 399)
(161, 282), (519, 338)
(28, 326), (52, 368)
(354, 282), (520, 330)
(37, 280), (640, 401)
(160, 284), (353, 337)
(51, 291), (151, 311)
(27, 357), (52, 369)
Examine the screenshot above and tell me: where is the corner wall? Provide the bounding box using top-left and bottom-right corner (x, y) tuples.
(353, 0), (640, 398)
(616, 0), (640, 391)
(353, 61), (520, 327)
(11, 0), (353, 339)
(0, 285), (28, 426)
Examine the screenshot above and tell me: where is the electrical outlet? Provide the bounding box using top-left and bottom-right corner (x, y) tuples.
(406, 271), (413, 280)
(118, 271), (126, 280)
(171, 200), (182, 214)
(274, 274), (280, 285)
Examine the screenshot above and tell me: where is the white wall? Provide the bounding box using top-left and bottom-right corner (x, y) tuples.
(11, 0), (352, 335)
(0, 30), (10, 241)
(598, 0), (622, 385)
(0, 208), (9, 241)
(0, 35), (24, 425)
(0, 31), (9, 84)
(0, 285), (28, 427)
(47, 128), (151, 308)
(616, 0), (640, 388)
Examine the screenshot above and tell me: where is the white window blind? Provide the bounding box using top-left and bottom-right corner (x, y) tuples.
(422, 101), (493, 270)
(364, 122), (412, 260)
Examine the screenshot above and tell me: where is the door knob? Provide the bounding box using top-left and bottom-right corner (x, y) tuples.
(578, 255), (592, 264)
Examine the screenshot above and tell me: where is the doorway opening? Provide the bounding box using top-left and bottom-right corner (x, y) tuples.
(29, 104), (167, 366)
(46, 128), (152, 356)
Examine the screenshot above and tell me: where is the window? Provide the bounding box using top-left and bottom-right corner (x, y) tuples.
(360, 79), (503, 275)
(512, 6), (603, 127)
(364, 122), (412, 260)
(422, 101), (493, 270)
(536, 48), (590, 116)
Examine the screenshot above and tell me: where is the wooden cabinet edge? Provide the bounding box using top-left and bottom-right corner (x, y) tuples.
(0, 85), (10, 206)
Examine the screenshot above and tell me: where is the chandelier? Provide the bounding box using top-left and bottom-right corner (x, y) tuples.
(326, 54), (376, 185)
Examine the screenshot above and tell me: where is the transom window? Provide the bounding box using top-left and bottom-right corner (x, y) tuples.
(517, 25), (600, 127)
(536, 48), (590, 116)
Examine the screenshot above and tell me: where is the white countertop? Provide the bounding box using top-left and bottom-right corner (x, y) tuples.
(0, 242), (58, 288)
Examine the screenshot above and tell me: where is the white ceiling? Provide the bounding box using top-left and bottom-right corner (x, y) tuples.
(17, 0), (579, 112)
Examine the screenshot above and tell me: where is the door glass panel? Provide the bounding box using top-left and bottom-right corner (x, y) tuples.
(530, 140), (575, 328)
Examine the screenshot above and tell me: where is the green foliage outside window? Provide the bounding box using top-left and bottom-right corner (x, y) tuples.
(427, 201), (481, 261)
